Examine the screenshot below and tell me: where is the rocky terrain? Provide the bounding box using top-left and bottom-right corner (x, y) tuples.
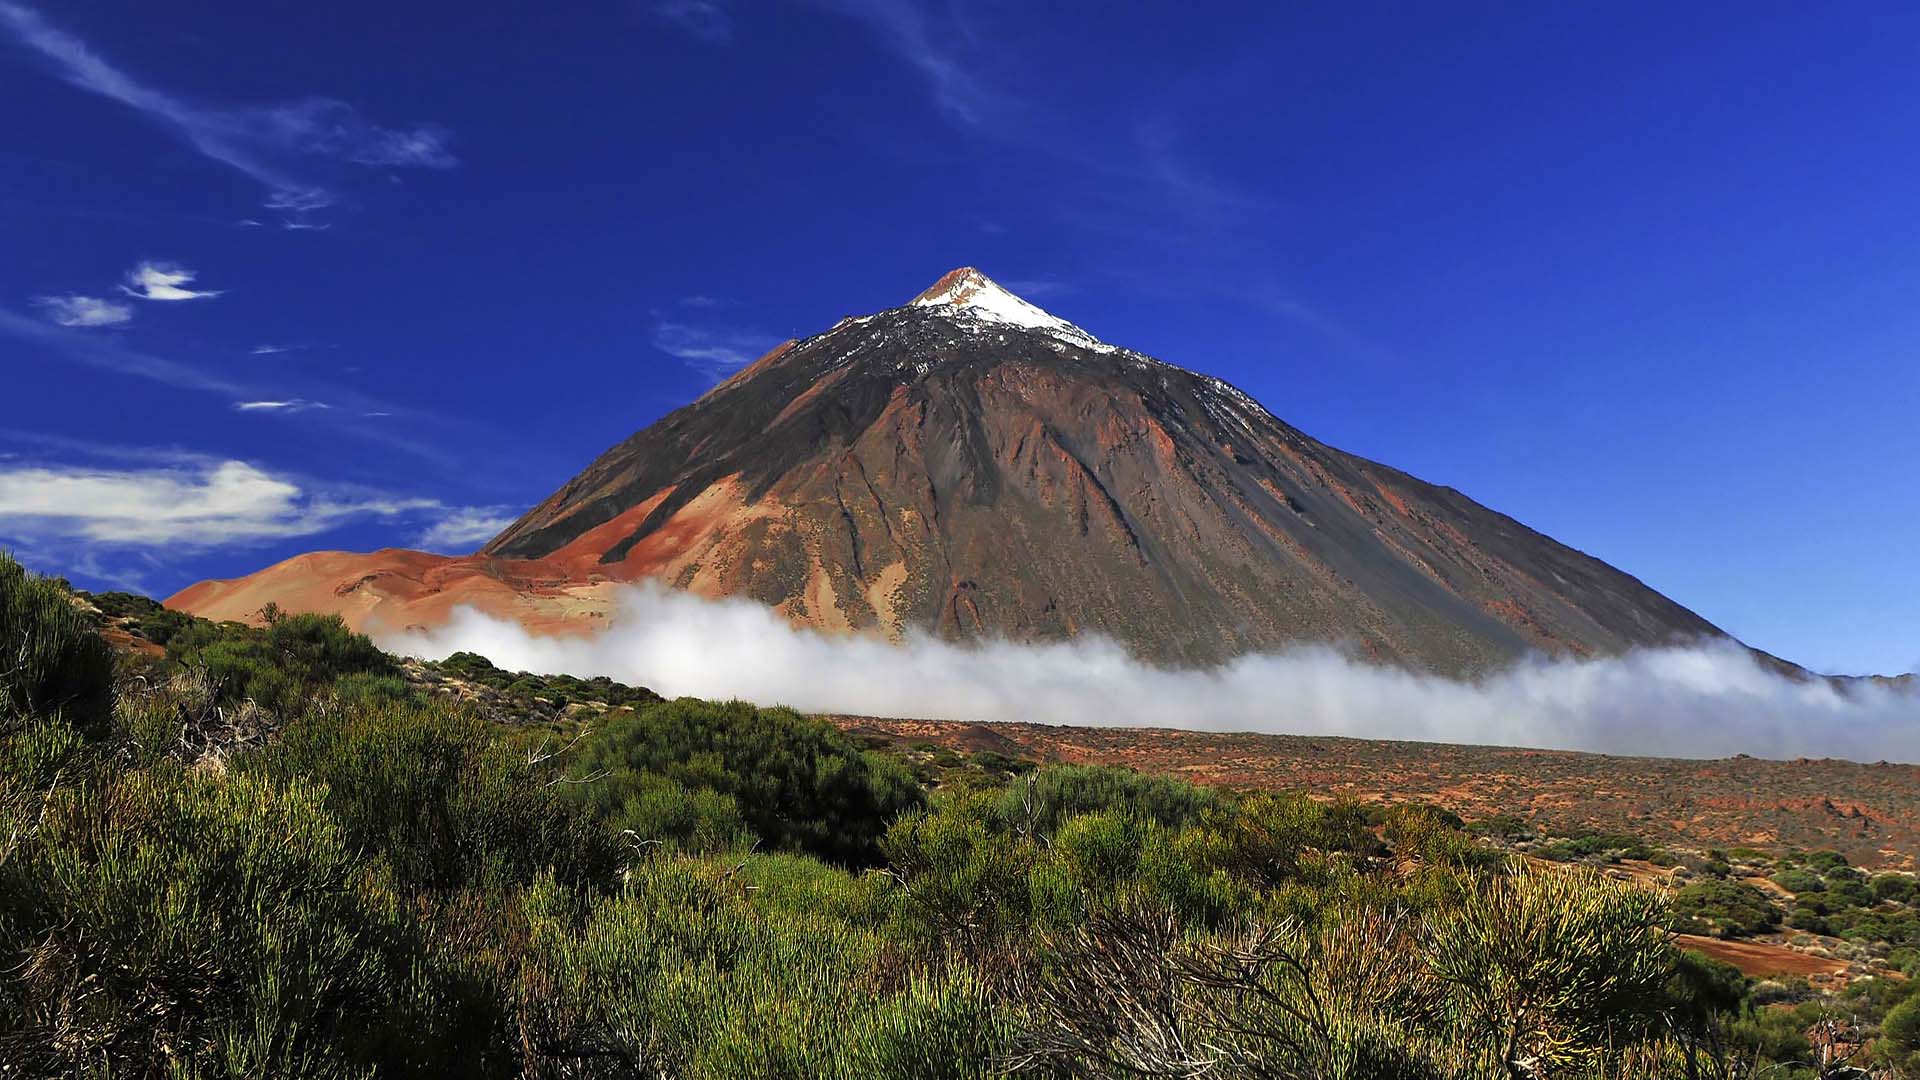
(835, 713), (1920, 868)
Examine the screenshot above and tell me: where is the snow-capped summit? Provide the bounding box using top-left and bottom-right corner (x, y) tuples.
(908, 267), (1113, 352)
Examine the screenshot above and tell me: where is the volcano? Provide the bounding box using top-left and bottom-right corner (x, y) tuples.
(171, 268), (1726, 674)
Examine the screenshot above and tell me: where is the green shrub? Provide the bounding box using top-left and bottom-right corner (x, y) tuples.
(516, 857), (1005, 1078)
(600, 770), (754, 856)
(0, 767), (484, 1076)
(1873, 873), (1919, 905)
(1805, 850), (1852, 873)
(1887, 995), (1920, 1053)
(883, 788), (1040, 952)
(1771, 867), (1827, 895)
(993, 763), (1221, 839)
(1213, 791), (1374, 888)
(1670, 880), (1782, 938)
(1470, 813), (1533, 839)
(1384, 803), (1503, 872)
(1532, 831), (1652, 864)
(247, 699), (621, 893)
(168, 611), (396, 715)
(0, 554), (115, 738)
(569, 698), (925, 866)
(1424, 868), (1674, 1074)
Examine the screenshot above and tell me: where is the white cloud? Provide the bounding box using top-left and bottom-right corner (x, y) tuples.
(387, 584), (1920, 764)
(0, 459), (433, 547)
(250, 344), (291, 355)
(0, 2), (454, 215)
(652, 319), (783, 380)
(413, 506), (517, 553)
(119, 261), (222, 301)
(232, 399), (329, 413)
(31, 293), (131, 327)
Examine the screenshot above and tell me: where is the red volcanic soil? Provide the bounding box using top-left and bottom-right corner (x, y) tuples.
(1674, 934), (1849, 980)
(165, 548), (621, 637)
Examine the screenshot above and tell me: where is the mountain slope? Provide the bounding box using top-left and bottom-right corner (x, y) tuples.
(174, 268), (1726, 674)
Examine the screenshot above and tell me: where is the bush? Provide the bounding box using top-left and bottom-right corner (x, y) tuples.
(0, 767), (482, 1076)
(1670, 880), (1782, 938)
(247, 699), (621, 893)
(515, 859), (1007, 1078)
(1772, 867), (1827, 895)
(1424, 868), (1674, 1074)
(1873, 873), (1919, 905)
(993, 763), (1221, 839)
(570, 698), (925, 866)
(883, 788), (1040, 953)
(1886, 995), (1920, 1053)
(1212, 791), (1375, 888)
(1532, 831), (1651, 864)
(168, 611), (396, 715)
(0, 554), (115, 738)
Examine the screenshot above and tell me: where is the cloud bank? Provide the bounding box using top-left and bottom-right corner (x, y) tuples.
(385, 583), (1920, 763)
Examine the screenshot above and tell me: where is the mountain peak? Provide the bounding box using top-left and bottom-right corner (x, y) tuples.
(907, 266), (1112, 353)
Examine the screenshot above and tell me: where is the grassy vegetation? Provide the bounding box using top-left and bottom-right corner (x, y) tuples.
(6, 553), (1920, 1076)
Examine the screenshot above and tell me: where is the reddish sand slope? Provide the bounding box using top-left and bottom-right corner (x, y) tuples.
(165, 548), (622, 637)
(1674, 934), (1849, 979)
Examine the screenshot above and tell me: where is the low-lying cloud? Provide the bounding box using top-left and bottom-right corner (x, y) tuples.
(385, 583), (1920, 763)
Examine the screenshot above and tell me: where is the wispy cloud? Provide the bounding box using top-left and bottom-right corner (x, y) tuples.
(232, 399), (330, 413)
(810, 0), (990, 124)
(652, 318), (783, 380)
(999, 278), (1073, 299)
(807, 0), (1257, 239)
(0, 310), (448, 462)
(31, 293), (131, 327)
(0, 459), (432, 547)
(0, 307), (242, 393)
(250, 344), (293, 355)
(650, 0), (734, 45)
(119, 260), (222, 301)
(1133, 107), (1264, 228)
(413, 506), (518, 553)
(0, 1), (455, 216)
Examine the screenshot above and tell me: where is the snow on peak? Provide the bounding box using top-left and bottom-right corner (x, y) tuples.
(908, 267), (1113, 352)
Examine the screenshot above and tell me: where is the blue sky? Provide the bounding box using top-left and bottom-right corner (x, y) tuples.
(1, 1), (1914, 676)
